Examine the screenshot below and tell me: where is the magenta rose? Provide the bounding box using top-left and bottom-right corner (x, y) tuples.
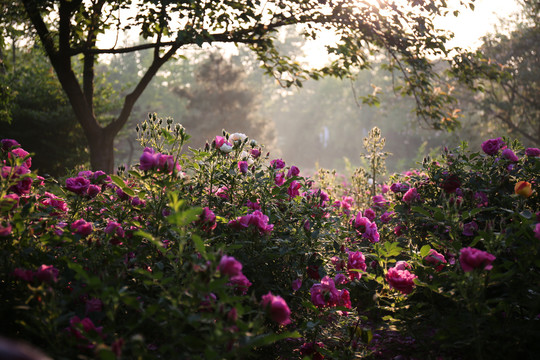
(237, 160), (249, 174)
(65, 176), (91, 195)
(403, 187), (420, 204)
(525, 148), (540, 157)
(218, 255), (243, 277)
(459, 247), (496, 272)
(1, 139), (20, 151)
(287, 165), (300, 178)
(71, 219), (93, 236)
(287, 180), (302, 198)
(535, 223), (540, 240)
(386, 266), (417, 295)
(481, 137), (504, 155)
(34, 264), (59, 283)
(261, 292), (291, 325)
(501, 148), (519, 162)
(425, 249), (447, 271)
(270, 158), (286, 169)
(347, 251), (367, 280)
(139, 148), (157, 171)
(462, 221), (478, 236)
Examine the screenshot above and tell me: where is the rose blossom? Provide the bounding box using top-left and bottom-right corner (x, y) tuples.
(270, 158), (286, 169)
(347, 251), (367, 280)
(515, 181), (533, 198)
(287, 180), (302, 198)
(287, 166), (300, 178)
(525, 148), (540, 157)
(34, 264), (59, 283)
(501, 148), (519, 162)
(237, 160), (249, 174)
(459, 247), (496, 272)
(65, 176), (90, 195)
(462, 221), (478, 236)
(535, 223), (540, 240)
(481, 137), (504, 155)
(402, 187), (420, 204)
(261, 292), (291, 325)
(71, 219), (93, 236)
(218, 255), (243, 277)
(386, 266), (417, 295)
(425, 249), (447, 271)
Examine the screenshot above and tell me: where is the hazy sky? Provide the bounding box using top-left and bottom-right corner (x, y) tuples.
(98, 0), (520, 64)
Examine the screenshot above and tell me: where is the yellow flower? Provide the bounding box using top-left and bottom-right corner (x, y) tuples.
(515, 181), (533, 198)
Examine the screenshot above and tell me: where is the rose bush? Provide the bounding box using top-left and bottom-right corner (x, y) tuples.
(1, 118), (539, 359)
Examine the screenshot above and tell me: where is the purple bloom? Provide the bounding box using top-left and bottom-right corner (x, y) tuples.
(364, 208), (376, 221)
(270, 158), (286, 169)
(1, 139), (20, 151)
(34, 265), (59, 283)
(219, 255), (243, 277)
(139, 148), (157, 171)
(287, 166), (300, 178)
(66, 177), (90, 195)
(501, 148), (519, 162)
(525, 148), (540, 157)
(274, 172), (285, 186)
(237, 160), (249, 174)
(481, 137), (504, 155)
(287, 180), (302, 198)
(462, 221), (478, 236)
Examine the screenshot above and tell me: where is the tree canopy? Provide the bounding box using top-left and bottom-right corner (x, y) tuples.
(8, 0), (476, 172)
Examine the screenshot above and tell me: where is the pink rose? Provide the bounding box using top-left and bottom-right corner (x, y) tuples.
(34, 264), (59, 283)
(71, 219), (93, 236)
(218, 255), (243, 277)
(261, 292), (291, 325)
(386, 266), (417, 295)
(459, 247), (496, 272)
(292, 278), (302, 291)
(534, 223), (540, 240)
(274, 172), (285, 186)
(228, 273), (252, 295)
(425, 249), (447, 271)
(347, 251), (367, 280)
(462, 221), (478, 236)
(403, 187), (420, 204)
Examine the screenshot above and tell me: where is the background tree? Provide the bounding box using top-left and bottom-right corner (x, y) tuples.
(0, 46), (89, 177)
(13, 0), (475, 172)
(173, 52), (276, 150)
(452, 0), (540, 147)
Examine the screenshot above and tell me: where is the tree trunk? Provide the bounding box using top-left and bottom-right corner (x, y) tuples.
(86, 127), (116, 172)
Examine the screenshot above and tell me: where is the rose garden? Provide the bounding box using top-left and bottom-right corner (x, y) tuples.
(1, 116), (539, 359)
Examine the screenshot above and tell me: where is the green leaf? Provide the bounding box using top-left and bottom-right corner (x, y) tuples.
(192, 234), (206, 257)
(420, 245), (431, 258)
(247, 331), (301, 348)
(411, 206), (431, 217)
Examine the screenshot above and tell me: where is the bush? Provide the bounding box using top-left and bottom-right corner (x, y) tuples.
(1, 118), (539, 359)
